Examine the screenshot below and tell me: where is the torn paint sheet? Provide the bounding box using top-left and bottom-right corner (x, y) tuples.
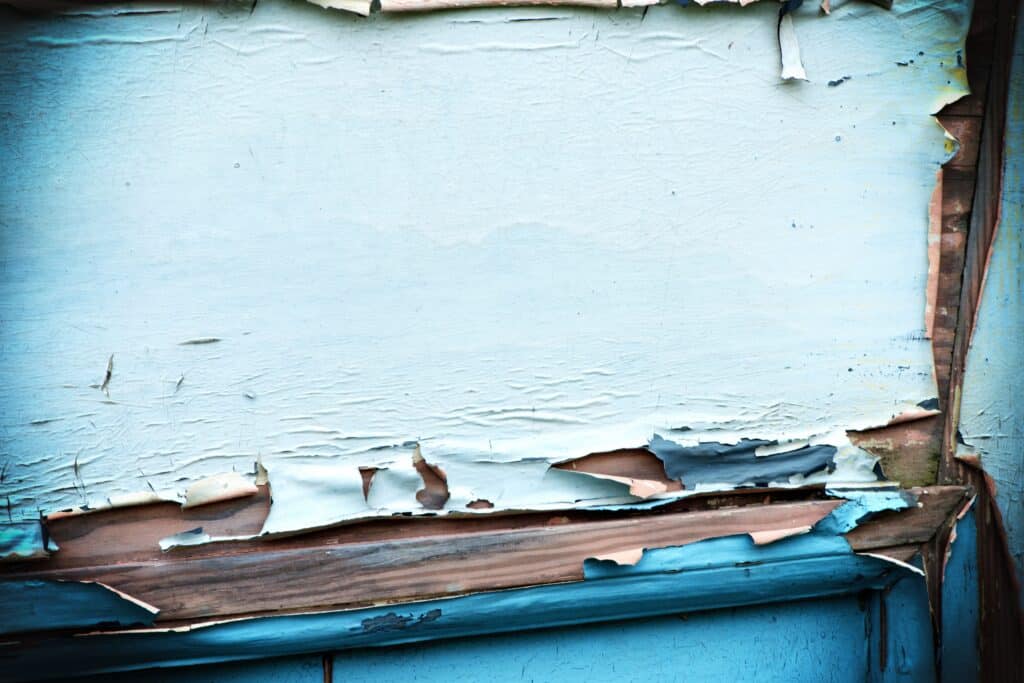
(580, 517), (901, 582)
(45, 489), (183, 521)
(380, 0), (617, 11)
(0, 1), (968, 528)
(259, 454), (640, 535)
(0, 521), (57, 562)
(159, 527), (212, 551)
(260, 461), (371, 536)
(305, 0), (373, 16)
(749, 525), (811, 545)
(590, 547), (646, 565)
(42, 471), (255, 522)
(561, 471), (669, 499)
(858, 551), (926, 576)
(648, 434), (837, 487)
(158, 526), (256, 551)
(0, 580), (158, 635)
(822, 486), (916, 532)
(586, 488), (918, 575)
(778, 9), (808, 80)
(183, 472), (258, 508)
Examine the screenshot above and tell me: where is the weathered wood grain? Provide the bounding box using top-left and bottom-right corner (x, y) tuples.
(3, 485), (970, 629)
(10, 500), (843, 622)
(845, 486), (970, 550)
(848, 416), (943, 488)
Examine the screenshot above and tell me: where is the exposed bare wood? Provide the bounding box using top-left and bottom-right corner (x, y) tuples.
(22, 485), (834, 572)
(845, 486), (970, 550)
(2, 484), (970, 633)
(8, 500), (844, 623)
(553, 449), (681, 492)
(848, 416), (943, 487)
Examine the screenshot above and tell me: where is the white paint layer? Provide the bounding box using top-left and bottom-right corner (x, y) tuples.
(0, 1), (968, 526)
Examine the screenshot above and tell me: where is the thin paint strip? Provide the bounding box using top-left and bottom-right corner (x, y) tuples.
(183, 472), (258, 508)
(749, 525), (811, 545)
(823, 486), (916, 532)
(381, 0), (616, 10)
(778, 10), (807, 81)
(306, 0), (373, 15)
(648, 434), (836, 487)
(858, 551), (926, 576)
(565, 471), (669, 499)
(590, 547), (645, 565)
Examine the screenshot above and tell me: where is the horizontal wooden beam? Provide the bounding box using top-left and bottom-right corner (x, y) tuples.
(2, 486), (969, 629)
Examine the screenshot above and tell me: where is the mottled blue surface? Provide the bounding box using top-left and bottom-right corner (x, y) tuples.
(941, 509), (980, 683)
(0, 580), (157, 635)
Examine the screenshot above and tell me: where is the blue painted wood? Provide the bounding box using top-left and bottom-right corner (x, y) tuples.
(868, 572), (936, 683)
(60, 591), (937, 683)
(327, 597), (875, 683)
(66, 656), (324, 683)
(0, 527), (911, 682)
(940, 509), (979, 683)
(0, 580), (157, 636)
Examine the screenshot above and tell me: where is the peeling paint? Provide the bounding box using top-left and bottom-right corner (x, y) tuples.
(183, 472), (258, 508)
(0, 520), (56, 562)
(0, 1), (969, 534)
(0, 502), (916, 678)
(306, 0), (373, 16)
(0, 580), (158, 635)
(357, 608), (443, 634)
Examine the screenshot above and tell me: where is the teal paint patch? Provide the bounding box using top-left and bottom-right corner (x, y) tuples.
(0, 521), (56, 562)
(0, 580), (158, 636)
(868, 574), (936, 682)
(941, 509), (980, 683)
(823, 487), (916, 533)
(583, 530), (852, 579)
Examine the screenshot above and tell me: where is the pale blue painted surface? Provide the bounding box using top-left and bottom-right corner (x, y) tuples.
(0, 0), (965, 527)
(941, 509), (979, 683)
(960, 2), (1024, 588)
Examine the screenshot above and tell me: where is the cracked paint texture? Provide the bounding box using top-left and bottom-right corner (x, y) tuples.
(0, 0), (968, 529)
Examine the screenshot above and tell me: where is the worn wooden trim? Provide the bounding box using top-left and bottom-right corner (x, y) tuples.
(930, 0), (1023, 679)
(3, 486), (969, 630)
